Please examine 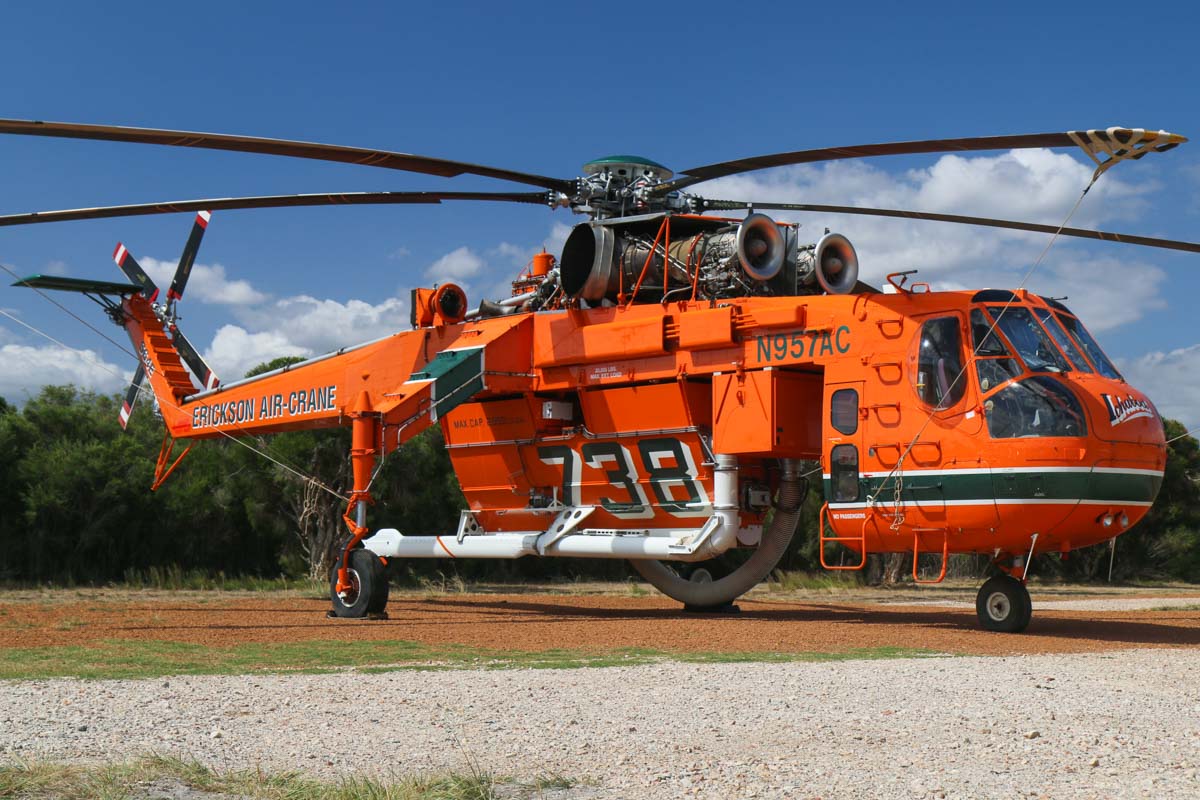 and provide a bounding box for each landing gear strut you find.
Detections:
[975,574,1032,633]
